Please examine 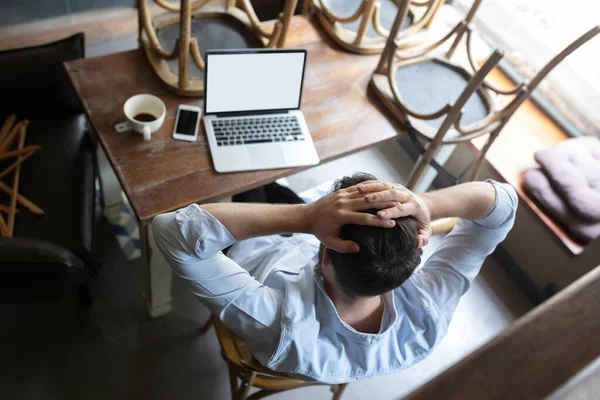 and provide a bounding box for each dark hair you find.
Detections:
[327,173,422,297]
